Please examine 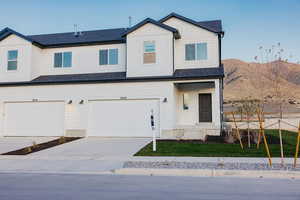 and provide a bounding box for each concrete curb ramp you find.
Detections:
[115,168,300,179]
